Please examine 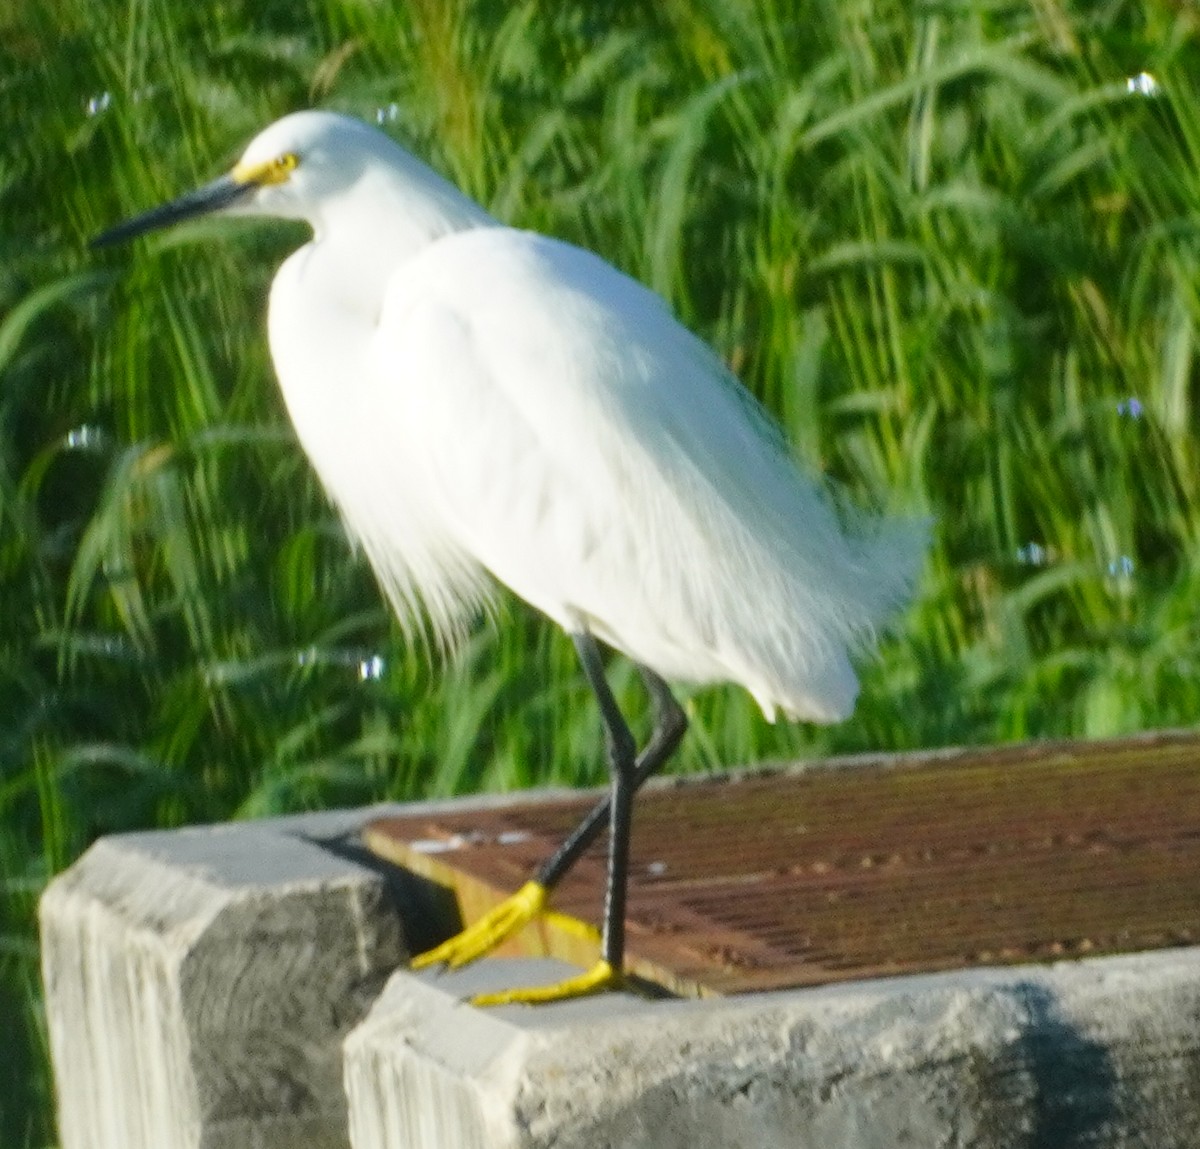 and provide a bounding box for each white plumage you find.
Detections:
[97,109,928,1002]
[240,111,926,722]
